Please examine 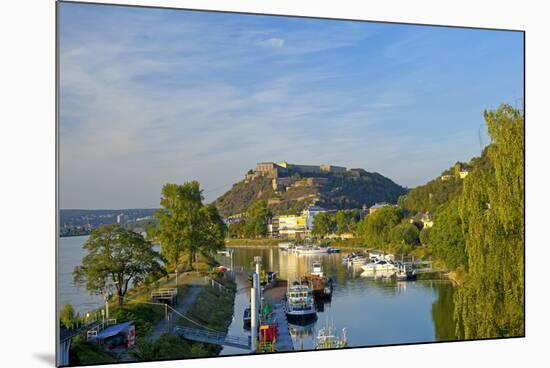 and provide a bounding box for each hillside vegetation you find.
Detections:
[215,169,406,217]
